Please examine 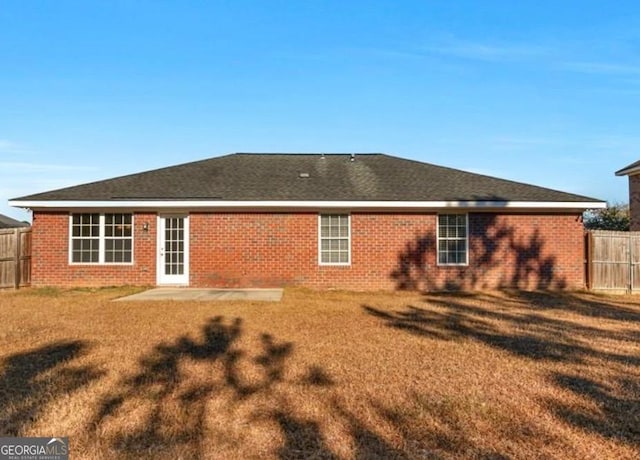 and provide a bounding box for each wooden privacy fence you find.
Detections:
[0,228,31,289]
[586,230,640,293]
